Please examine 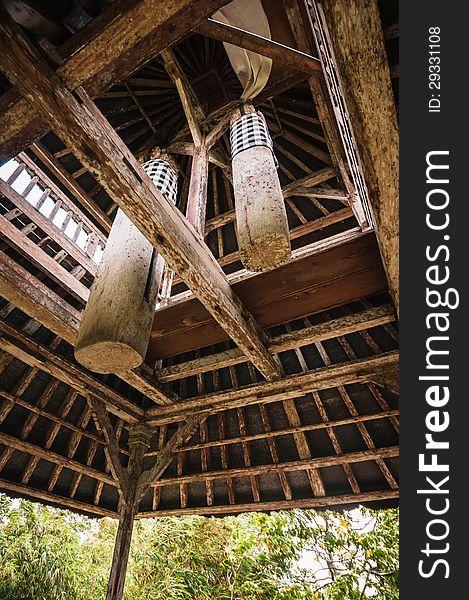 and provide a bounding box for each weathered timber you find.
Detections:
[156,304,395,382]
[0,178,97,276]
[146,350,399,425]
[0,0,233,162]
[0,478,117,517]
[0,213,90,303]
[194,18,322,76]
[175,409,400,453]
[75,209,159,373]
[314,0,399,311]
[0,16,279,382]
[0,319,143,423]
[186,144,210,235]
[105,425,152,600]
[152,446,399,487]
[137,489,399,517]
[0,251,81,345]
[19,152,107,246]
[148,233,386,360]
[88,396,130,495]
[0,430,114,486]
[231,107,291,272]
[30,142,112,233]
